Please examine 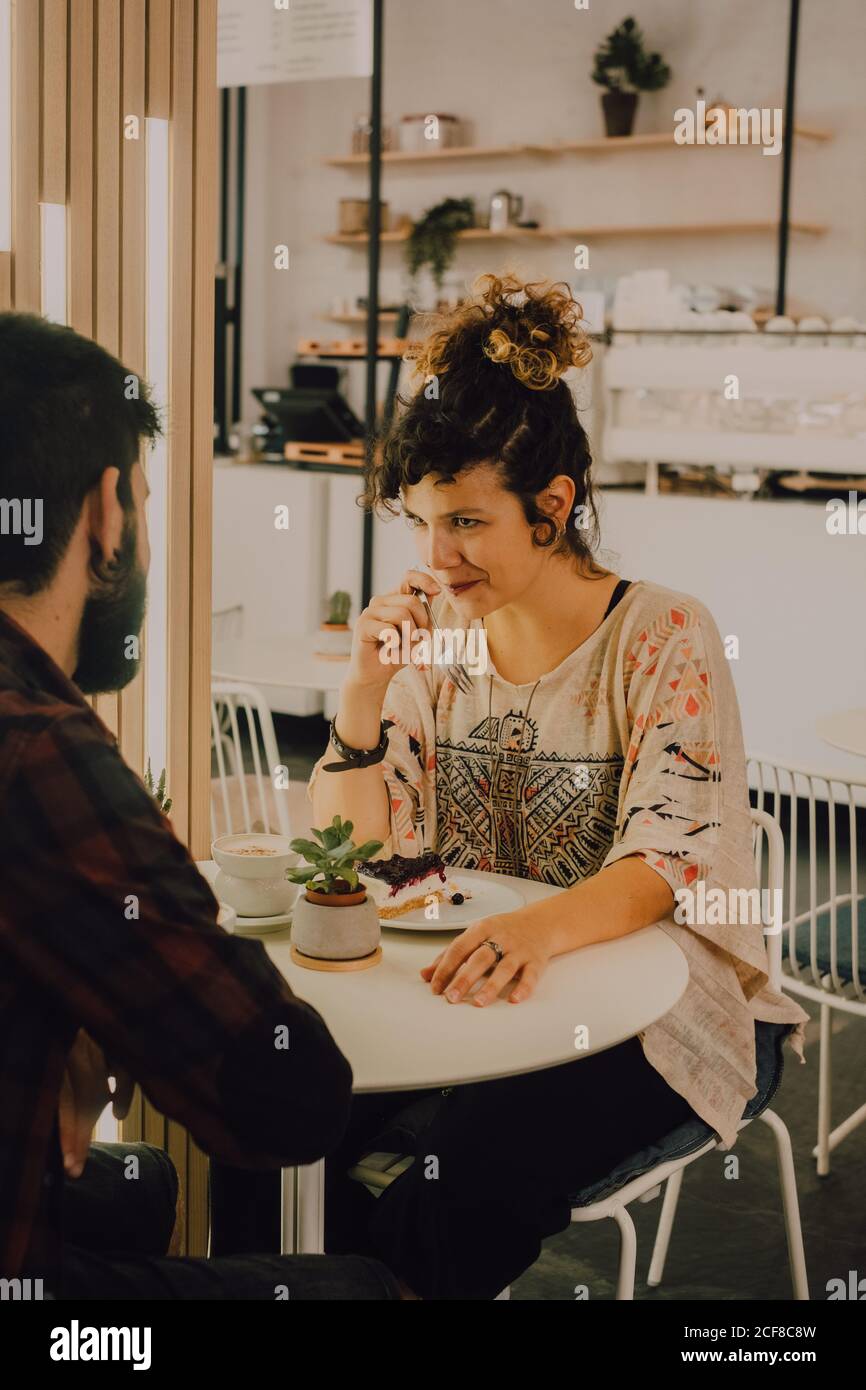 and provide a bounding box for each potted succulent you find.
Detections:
[591,16,671,138]
[315,588,353,660]
[405,196,475,291]
[287,816,384,962]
